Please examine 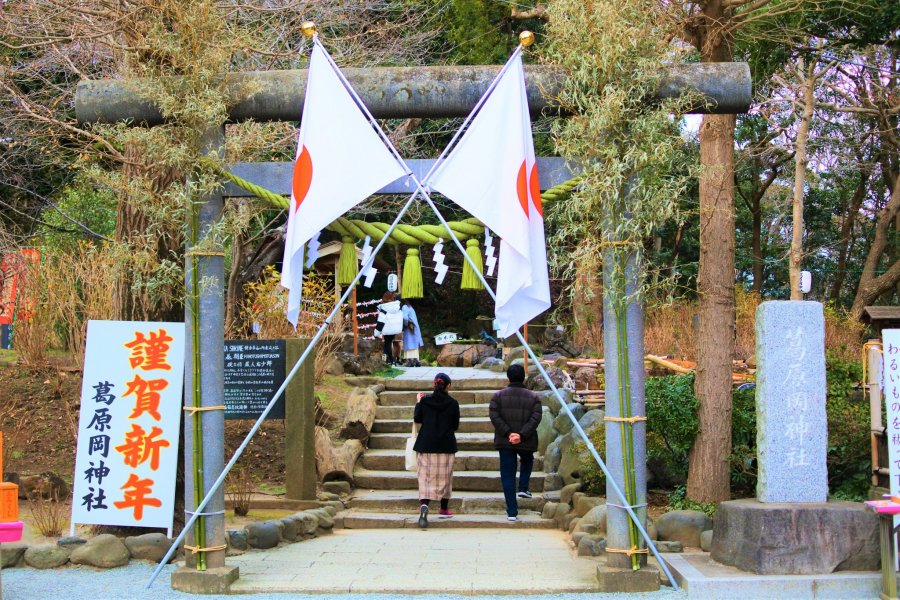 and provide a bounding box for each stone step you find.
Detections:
[342,511,554,529]
[368,432,495,451]
[361,449,544,472]
[348,490,545,514]
[345,375,507,391]
[372,418,494,434]
[376,403,491,419]
[378,390,497,406]
[352,469,546,492]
